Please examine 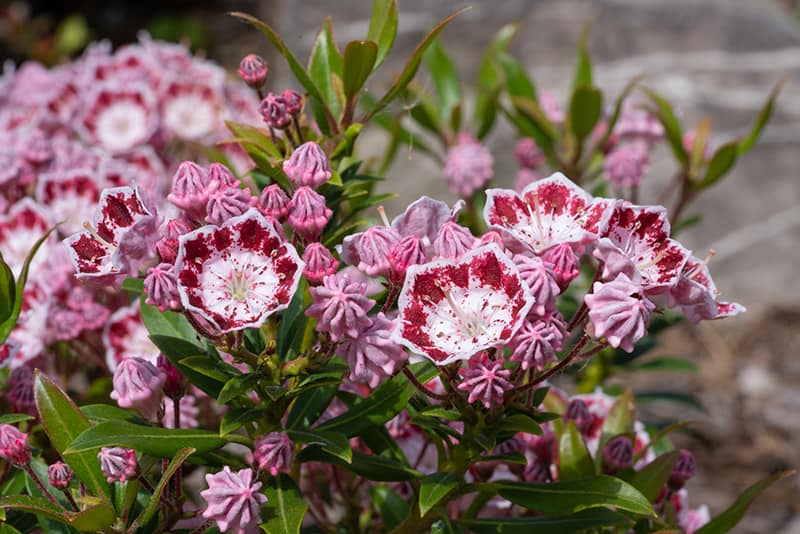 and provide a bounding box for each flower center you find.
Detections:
[227,269,252,302]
